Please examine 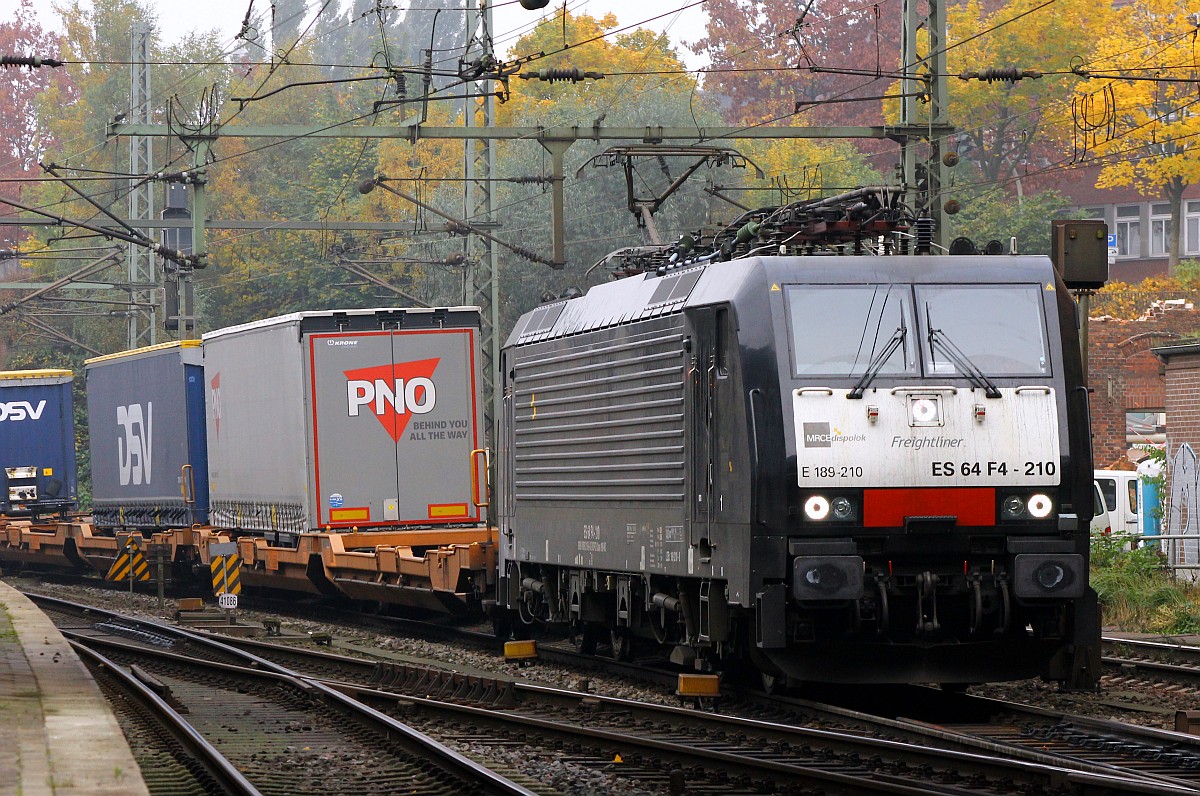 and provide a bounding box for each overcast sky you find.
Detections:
[2,0,710,68]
